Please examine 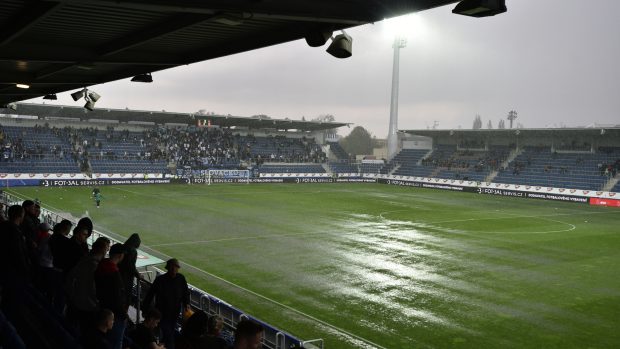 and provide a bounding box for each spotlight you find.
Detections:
[2,103,17,110]
[43,94,57,100]
[305,28,333,47]
[71,88,86,101]
[452,0,507,17]
[16,84,30,89]
[326,31,353,58]
[87,90,101,103]
[131,73,153,83]
[84,100,96,111]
